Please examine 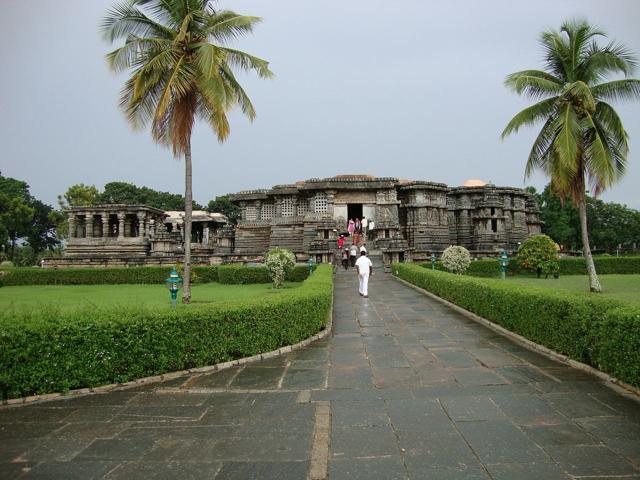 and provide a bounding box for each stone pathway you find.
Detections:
[1,270,640,479]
